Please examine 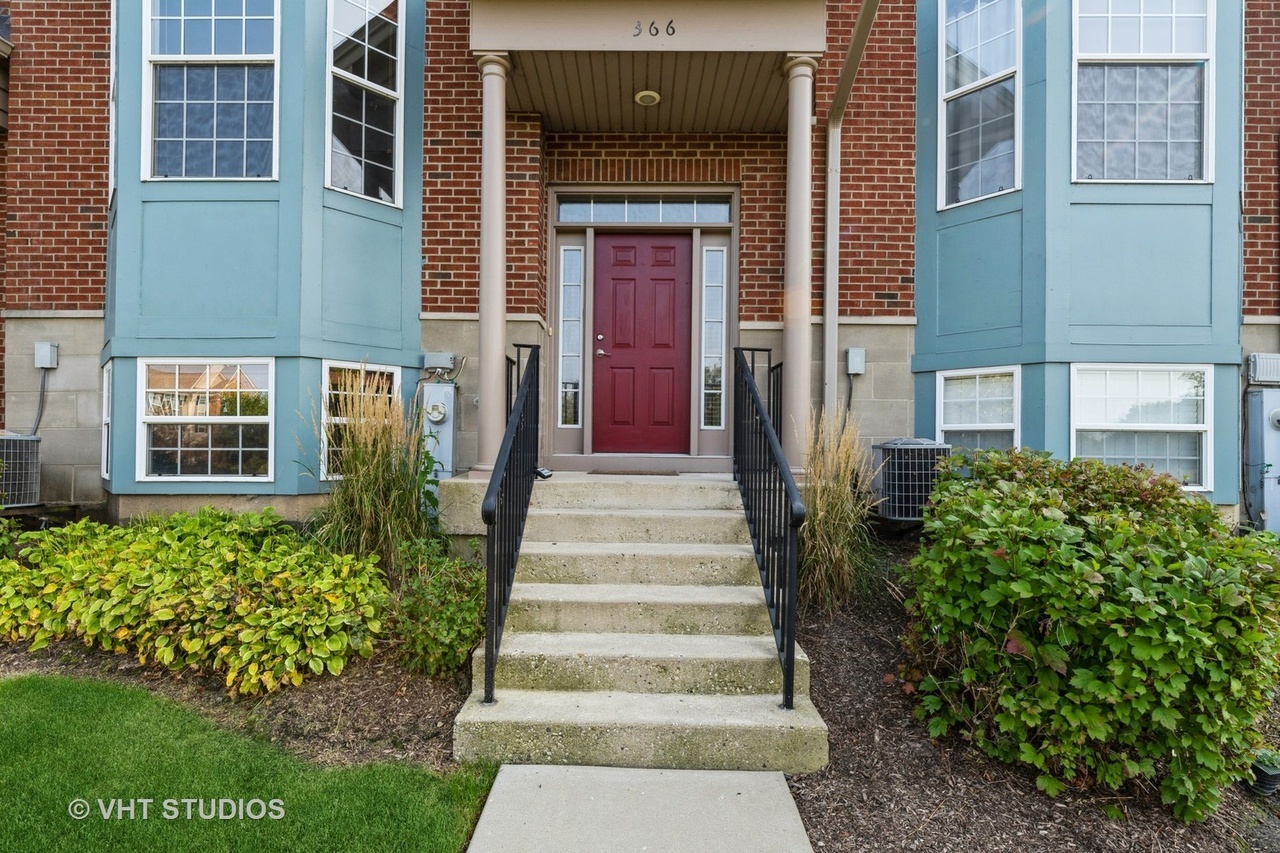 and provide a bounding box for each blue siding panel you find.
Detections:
[138,200,280,338]
[914,1,1244,505]
[1067,204,1213,331]
[104,0,428,496]
[936,210,1023,347]
[321,204,405,345]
